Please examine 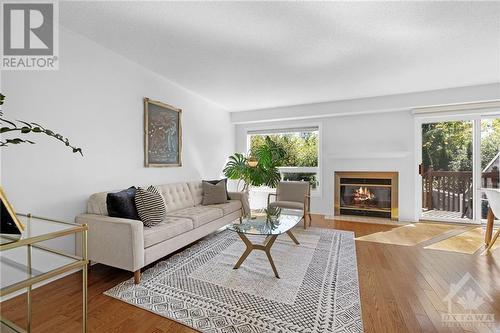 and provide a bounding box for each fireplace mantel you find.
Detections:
[334,171,399,220]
